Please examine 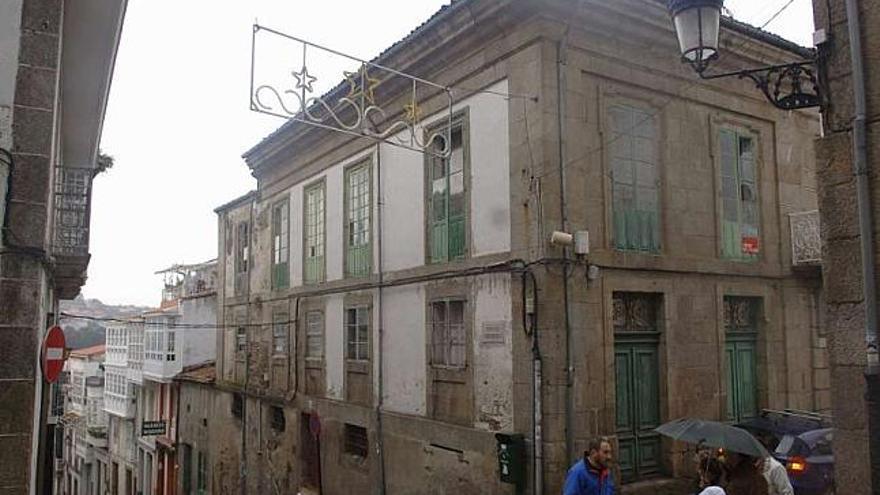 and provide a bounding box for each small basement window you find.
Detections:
[344,424,368,459]
[270,406,285,432]
[232,393,243,420]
